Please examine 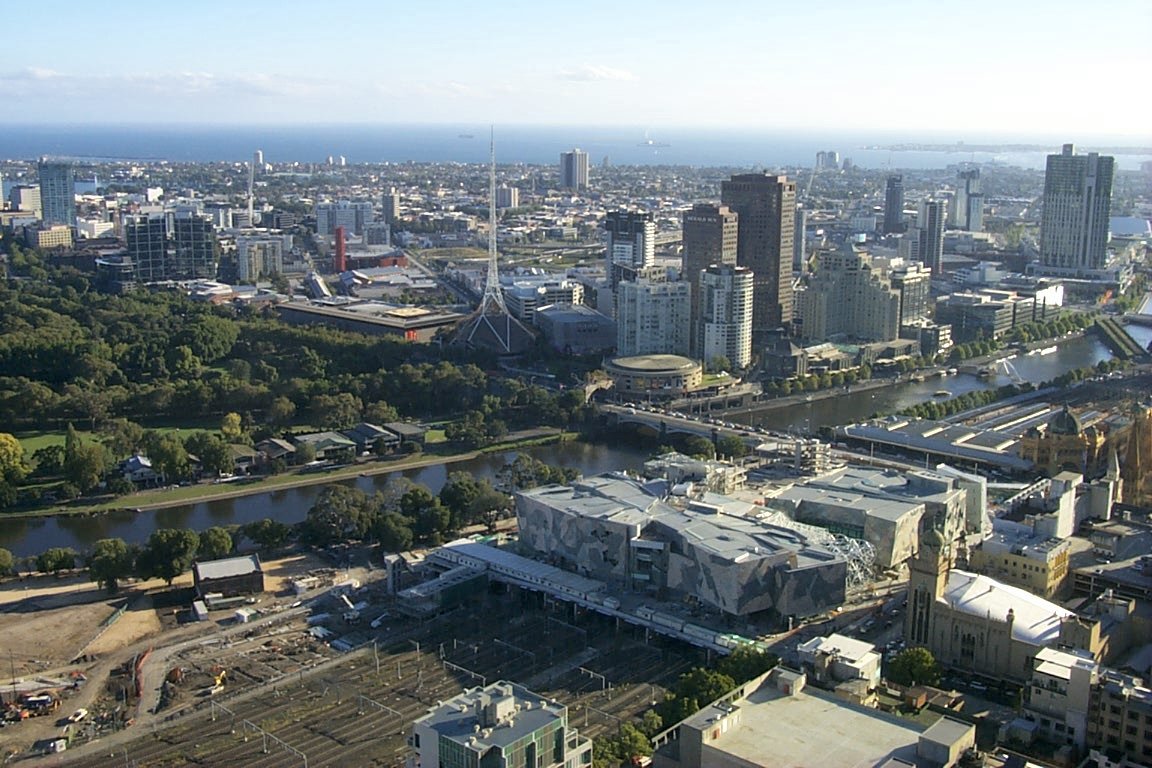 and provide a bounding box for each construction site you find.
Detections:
[56,590,699,768]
